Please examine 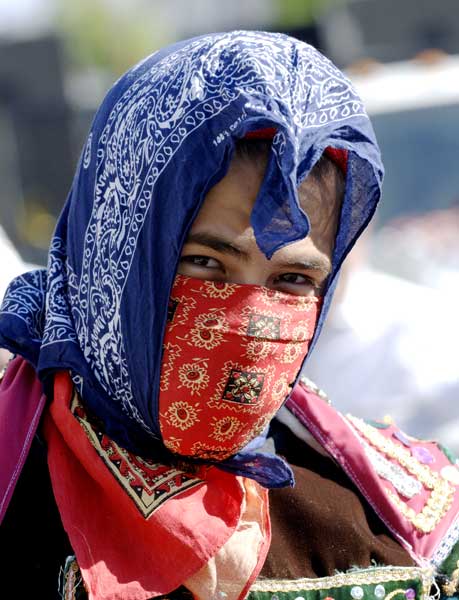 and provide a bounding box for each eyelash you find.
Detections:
[180,255,221,268]
[275,273,315,286]
[180,255,319,288]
